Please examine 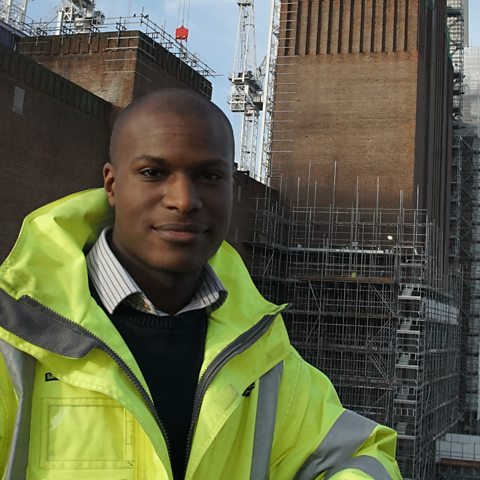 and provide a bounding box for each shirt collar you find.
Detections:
[86,227,227,316]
